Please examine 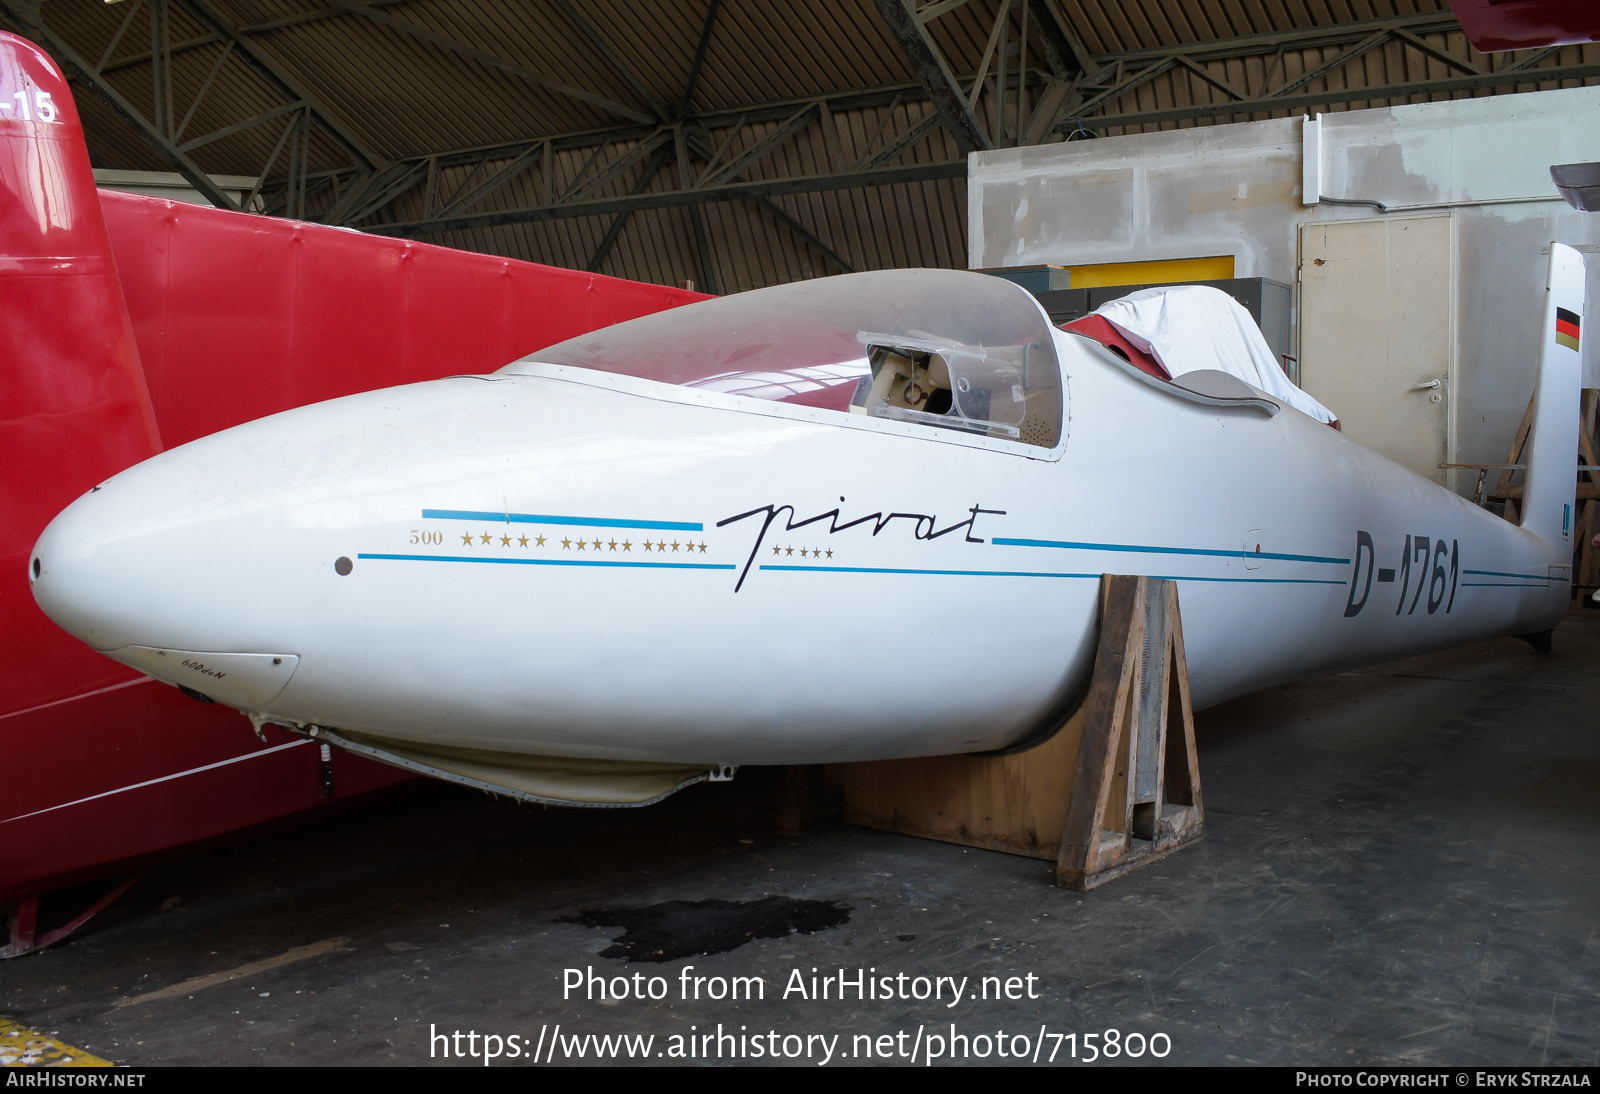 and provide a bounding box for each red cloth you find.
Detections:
[1061,314,1169,379]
